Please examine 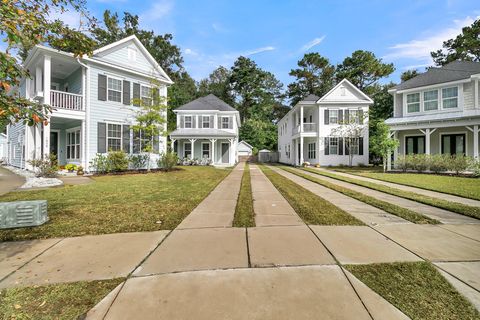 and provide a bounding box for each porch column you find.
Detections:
[189,139,196,160]
[24,126,35,170]
[210,139,216,164]
[35,65,42,96]
[474,125,479,160]
[387,131,393,171]
[34,125,42,159]
[393,131,398,168]
[300,106,304,132]
[425,128,431,155]
[81,120,87,168]
[300,136,304,165]
[171,139,176,153]
[43,55,51,105]
[228,138,234,165]
[42,122,50,158]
